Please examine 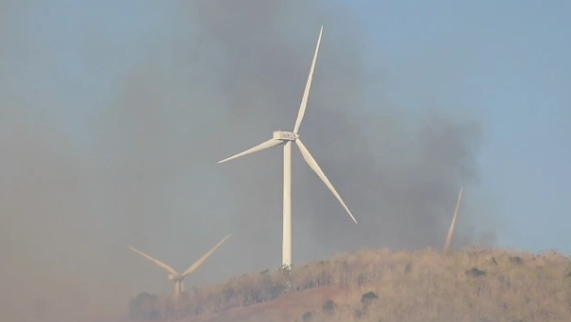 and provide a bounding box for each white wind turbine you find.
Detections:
[218,26,357,269]
[129,234,231,298]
